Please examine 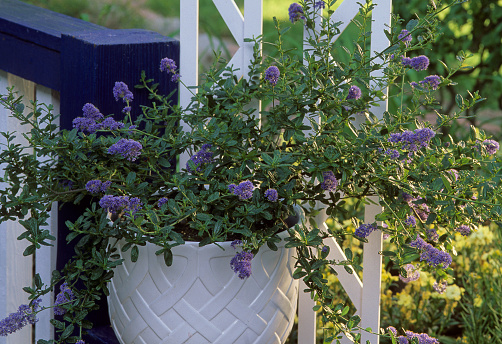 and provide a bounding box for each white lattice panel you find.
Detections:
[108,237,298,344]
